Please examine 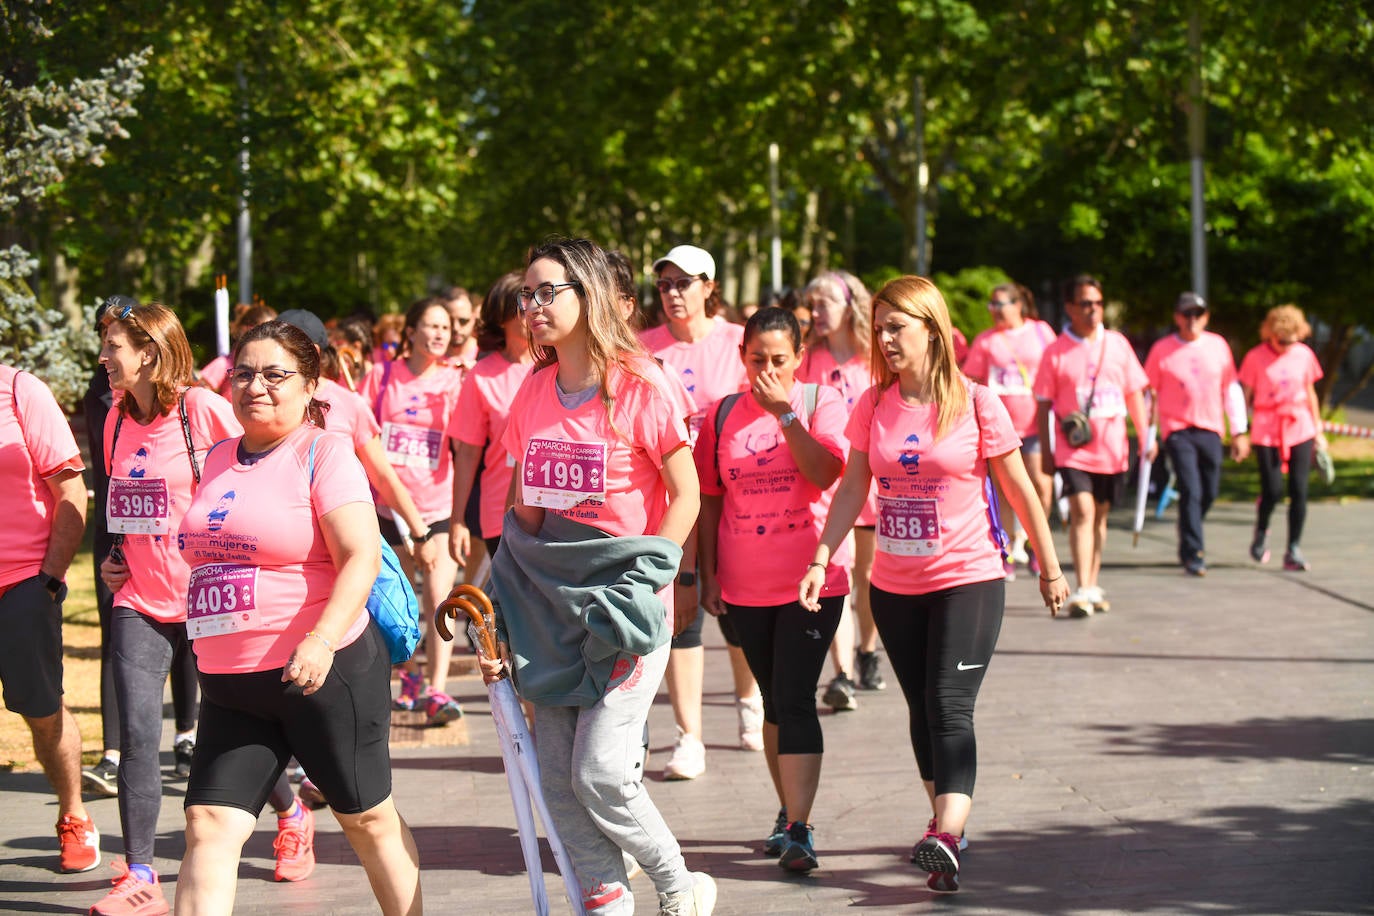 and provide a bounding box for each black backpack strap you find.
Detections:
[712,392,744,487]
